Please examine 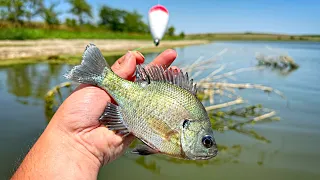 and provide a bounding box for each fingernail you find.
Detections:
[120,51,132,64]
[133,51,145,59]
